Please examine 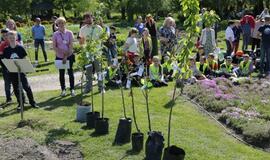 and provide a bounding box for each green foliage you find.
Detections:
[243,120,270,147]
[76,28,108,70]
[202,10,220,27]
[173,0,200,79]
